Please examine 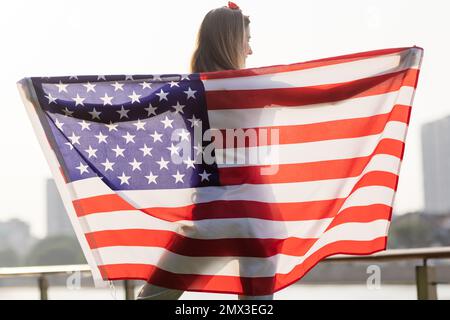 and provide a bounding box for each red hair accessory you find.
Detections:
[228,1,240,10]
